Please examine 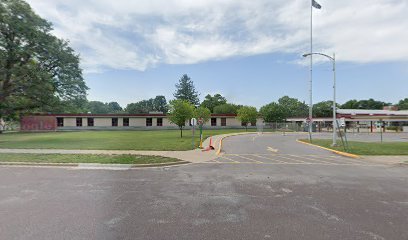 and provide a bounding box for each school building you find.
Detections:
[20,113,262,131]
